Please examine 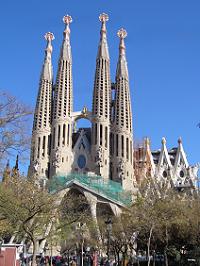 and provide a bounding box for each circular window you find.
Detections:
[180,170,185,178]
[163,171,167,178]
[77,155,86,169]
